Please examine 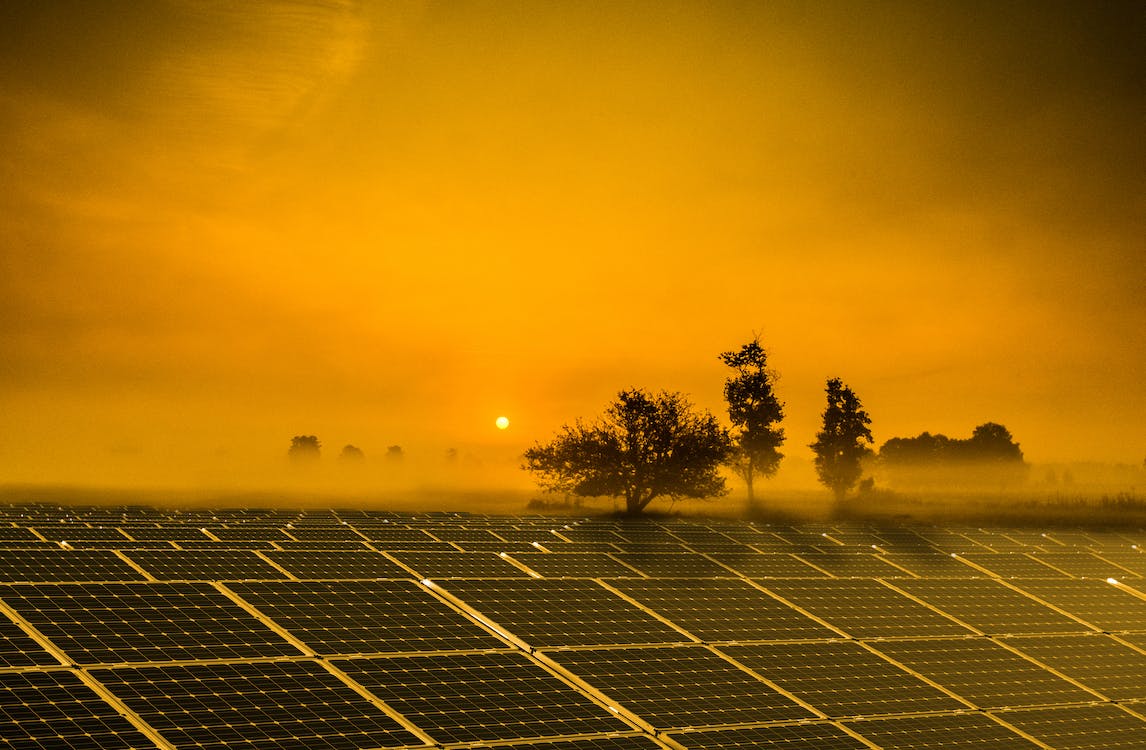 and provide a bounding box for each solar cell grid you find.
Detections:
[452,540,548,552]
[667,722,870,749]
[611,552,733,578]
[265,550,412,579]
[1090,551,1146,576]
[123,549,289,581]
[710,552,826,578]
[357,527,435,542]
[0,615,61,667]
[93,659,423,750]
[764,579,973,638]
[122,526,212,541]
[474,738,661,750]
[281,525,366,541]
[869,637,1098,709]
[175,539,278,550]
[997,703,1146,749]
[608,542,691,554]
[877,551,985,578]
[794,552,902,578]
[0,549,143,582]
[509,552,638,578]
[1001,633,1146,700]
[388,550,528,578]
[612,578,838,642]
[1006,578,1146,632]
[334,651,633,744]
[890,578,1092,634]
[956,552,1069,578]
[441,579,687,647]
[32,525,129,541]
[1028,551,1137,579]
[720,641,966,717]
[844,712,1041,749]
[210,526,292,542]
[2,582,302,663]
[225,579,507,654]
[0,670,158,750]
[546,645,817,730]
